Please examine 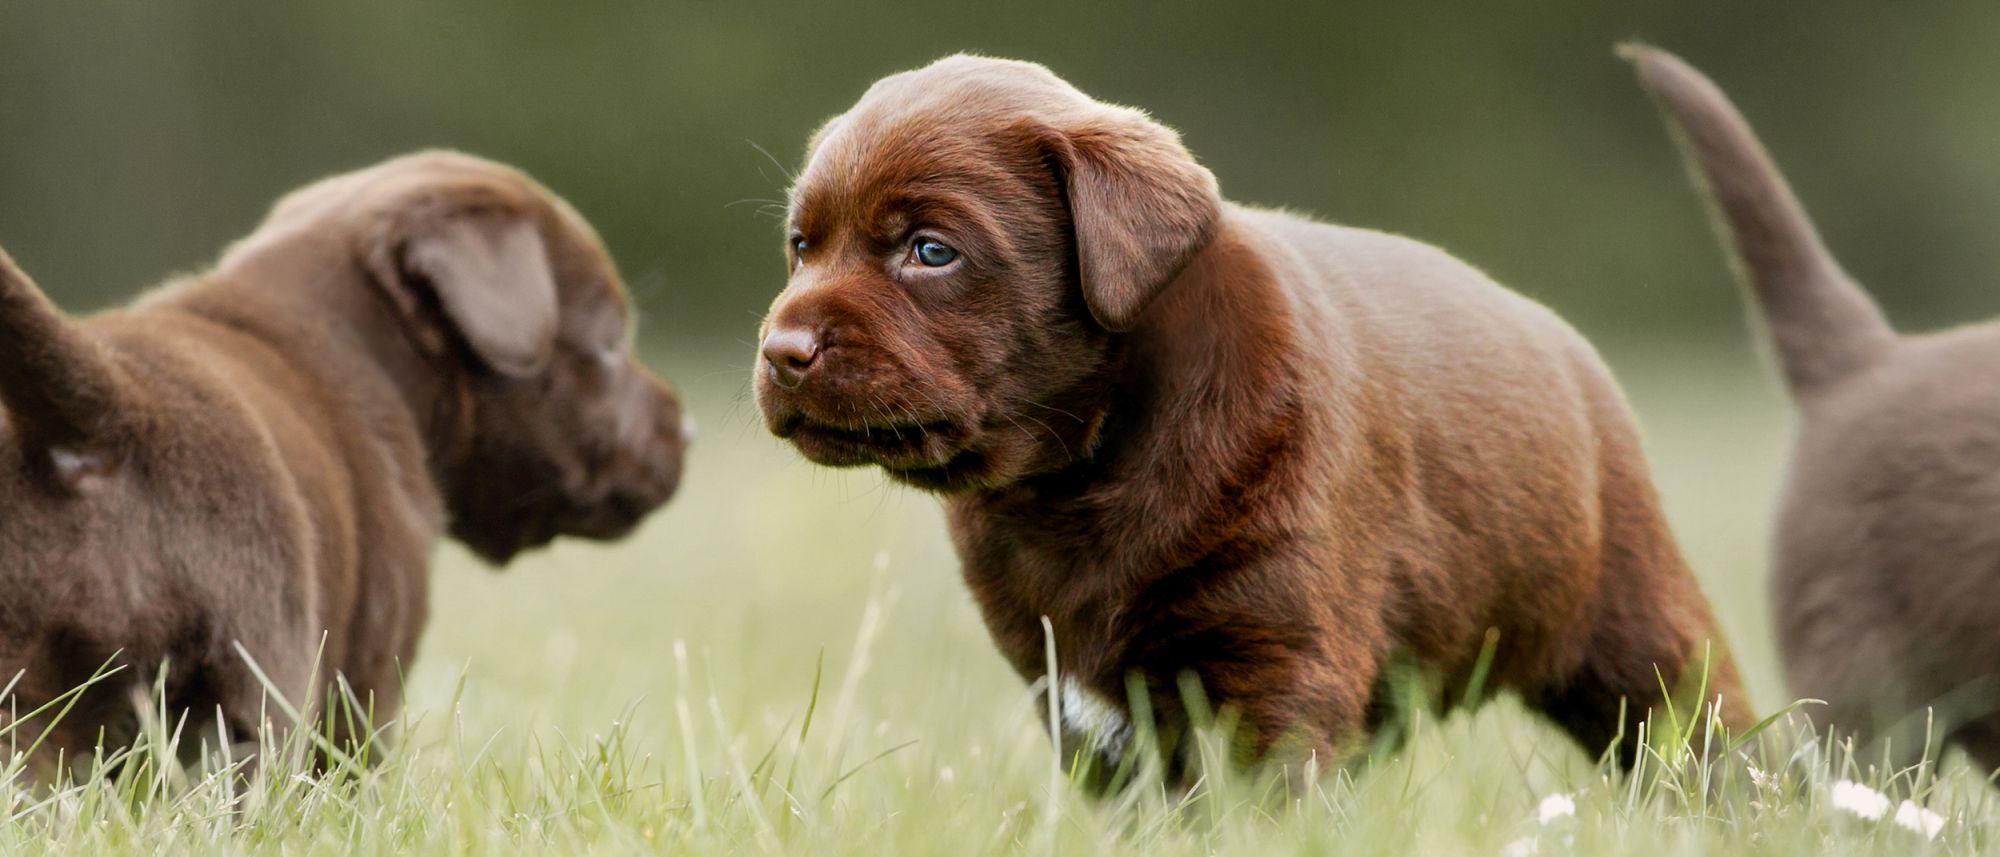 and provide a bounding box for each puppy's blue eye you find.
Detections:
[791,236,809,255]
[913,238,958,267]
